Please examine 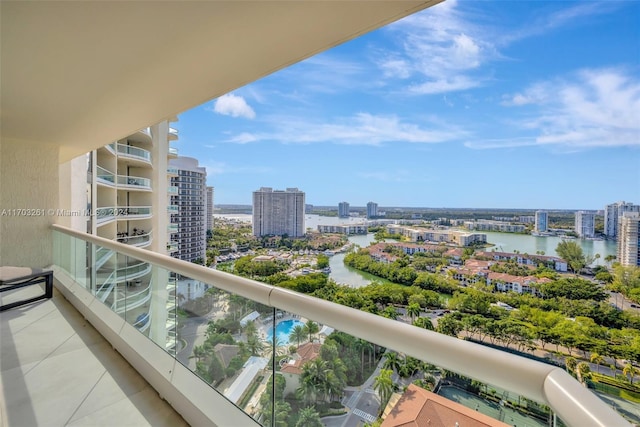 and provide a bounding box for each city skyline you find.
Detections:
[176,0,639,210]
